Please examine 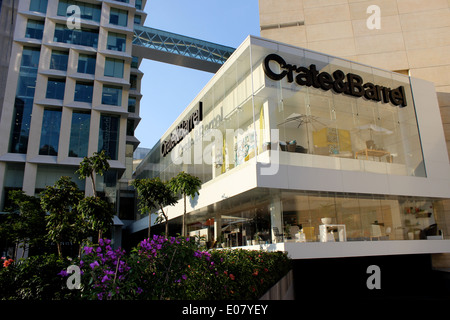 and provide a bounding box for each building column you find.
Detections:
[214,211,222,242]
[22,162,37,196]
[270,194,283,243]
